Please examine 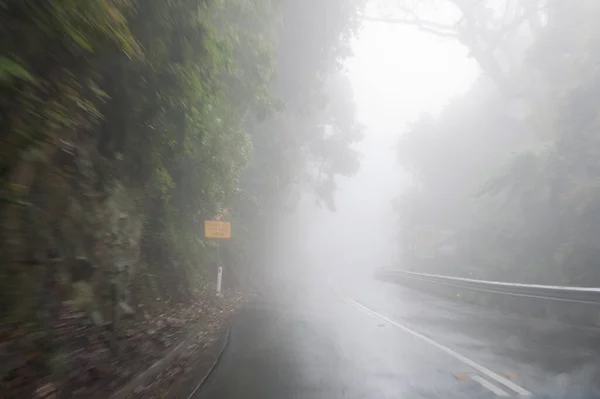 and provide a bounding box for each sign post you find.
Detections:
[204,219,231,297]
